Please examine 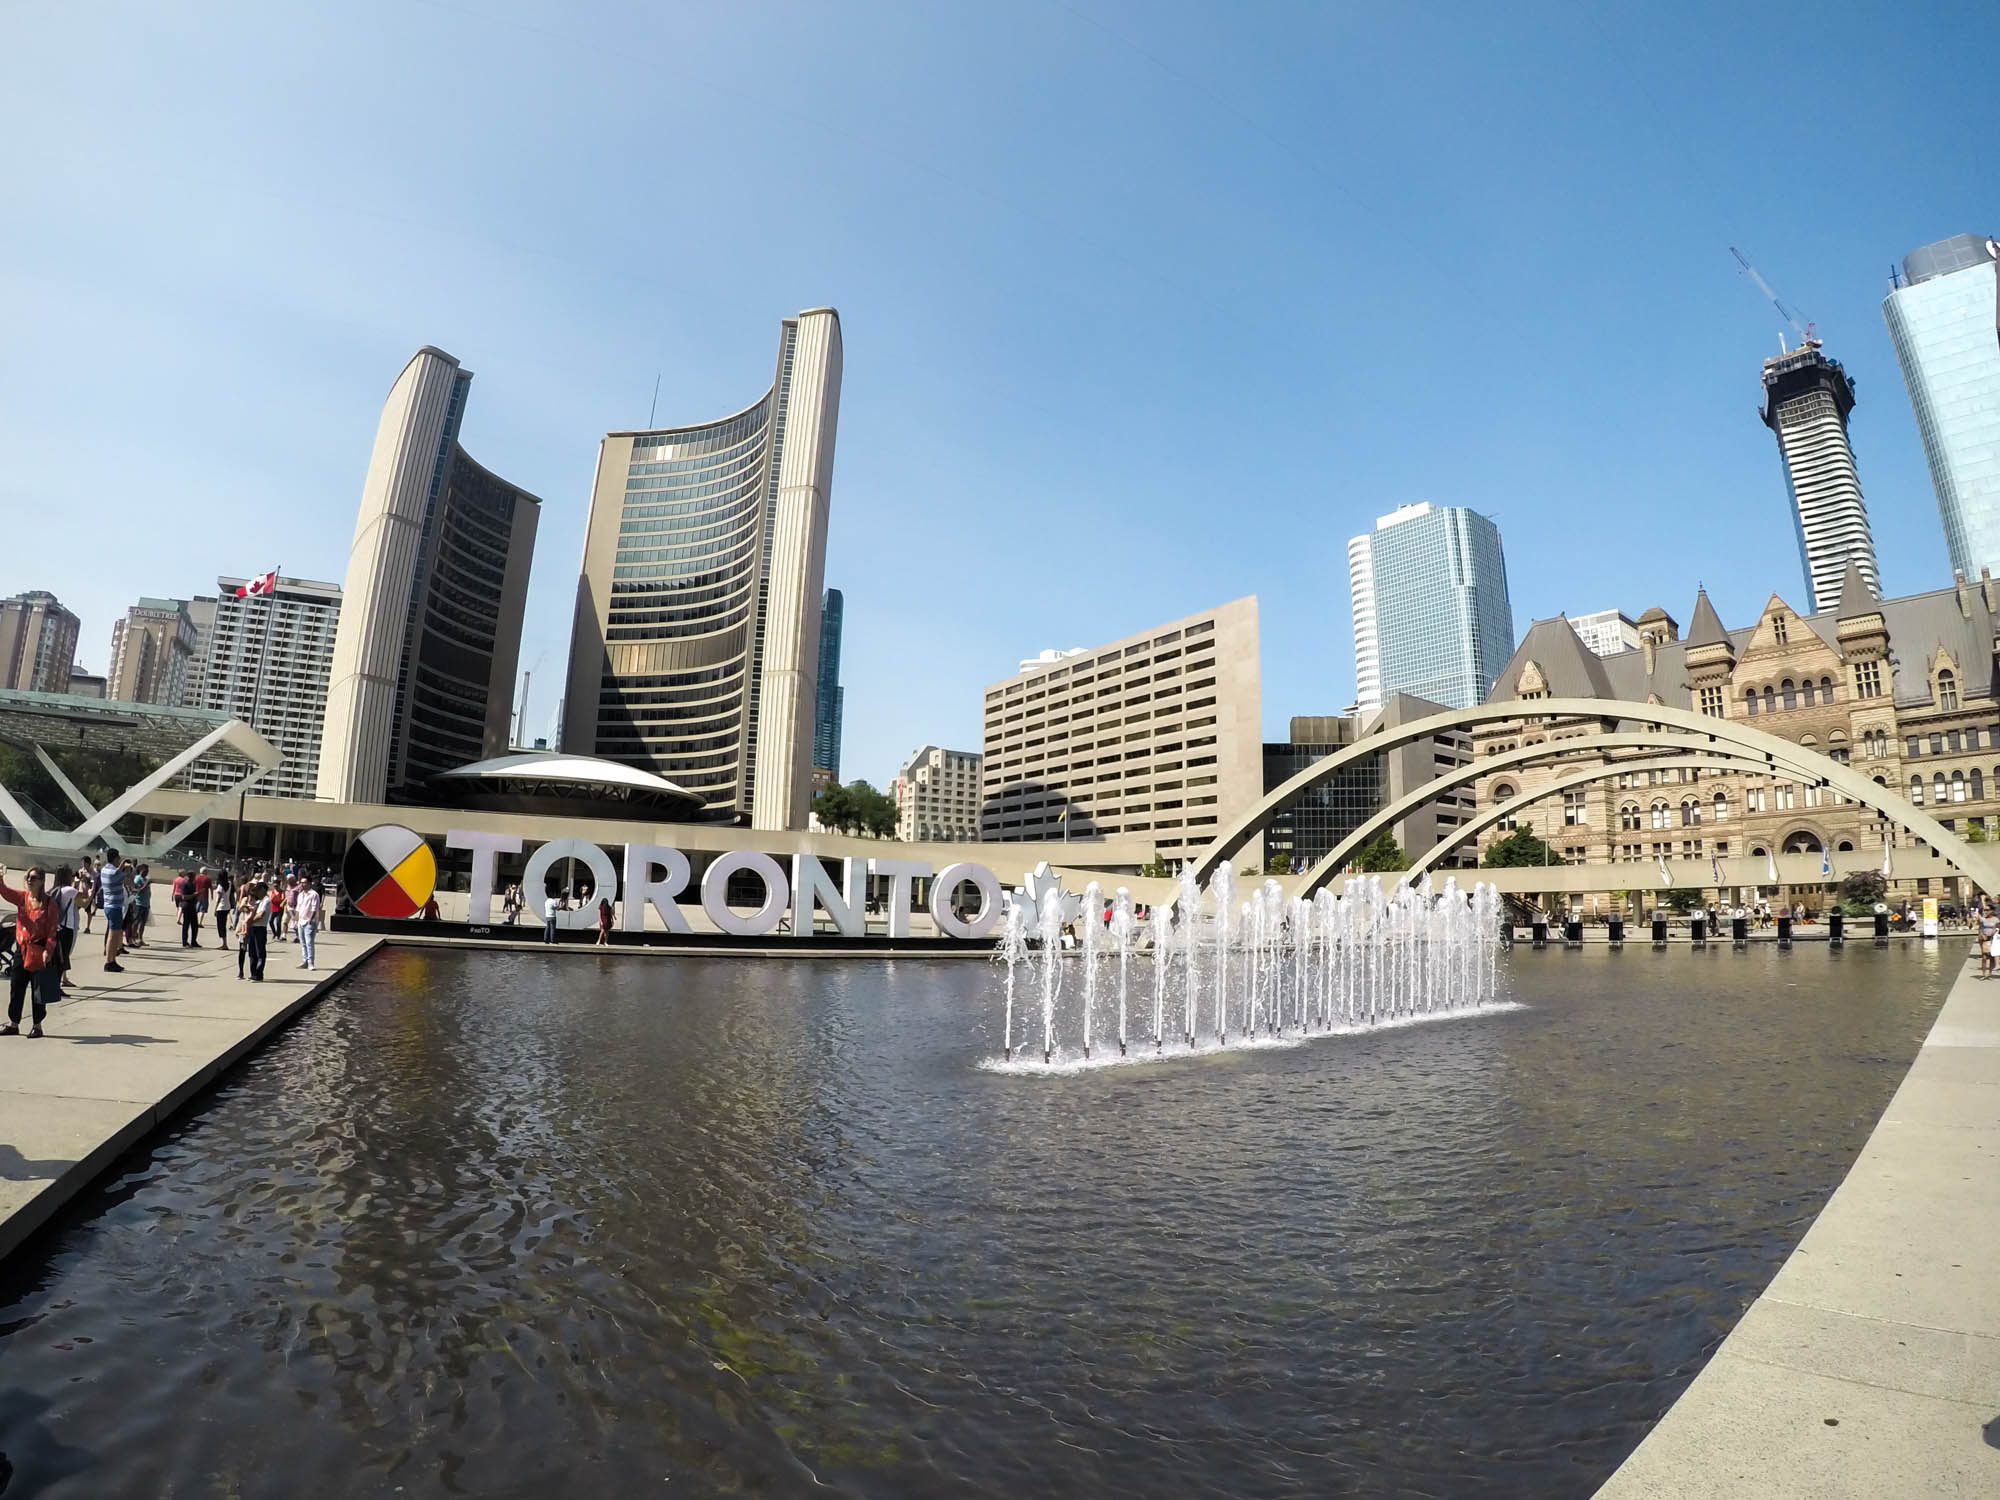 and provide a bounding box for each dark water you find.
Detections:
[0,942,1954,1498]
